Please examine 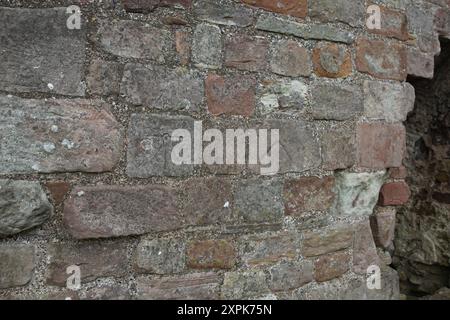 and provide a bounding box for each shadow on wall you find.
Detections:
[394,38,450,298]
